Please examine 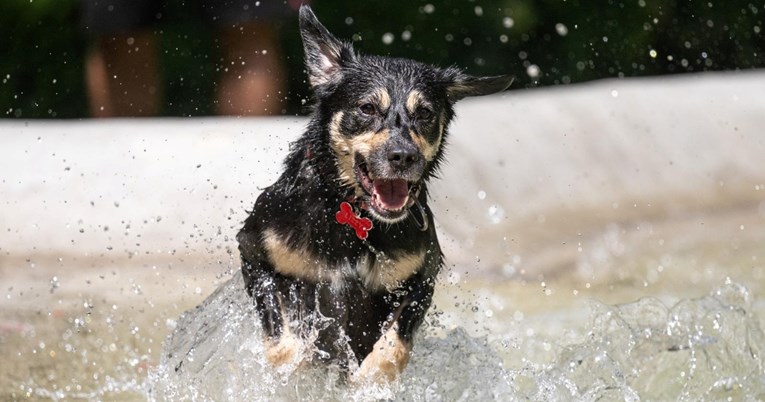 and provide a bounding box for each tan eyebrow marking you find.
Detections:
[372,87,391,111]
[406,90,425,114]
